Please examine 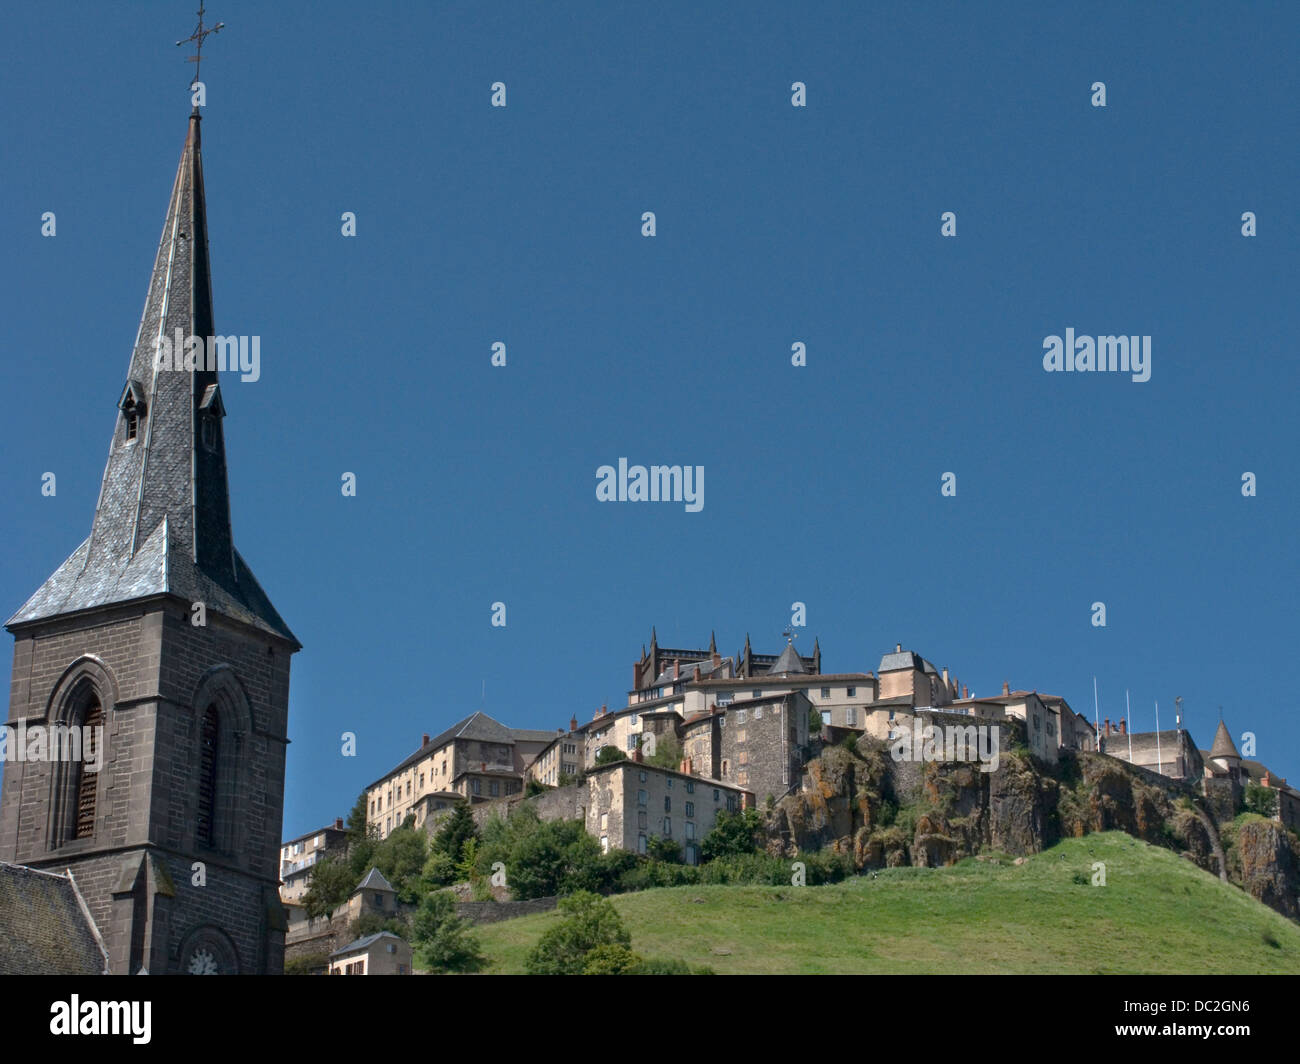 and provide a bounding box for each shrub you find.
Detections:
[700,808,764,861]
[284,952,330,976]
[594,746,627,765]
[582,944,643,974]
[525,891,630,975]
[410,891,485,973]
